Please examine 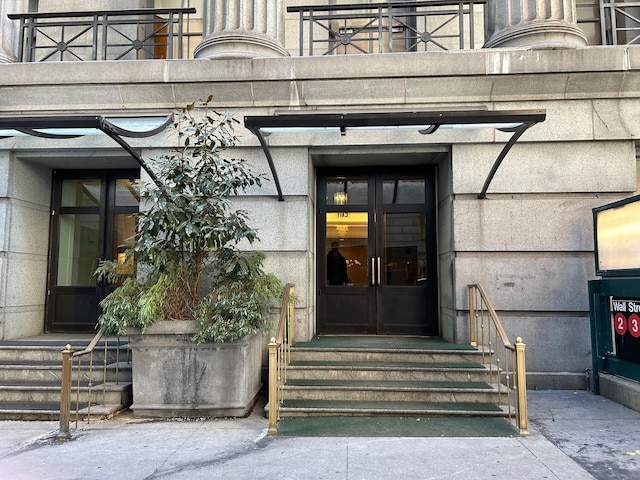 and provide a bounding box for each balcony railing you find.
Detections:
[8,8,199,62]
[578,0,640,45]
[287,0,487,56]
